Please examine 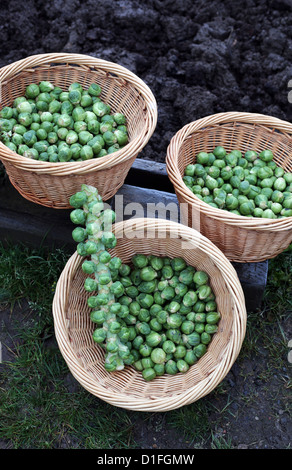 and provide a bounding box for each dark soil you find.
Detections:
[0,0,291,451]
[1,0,292,162]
